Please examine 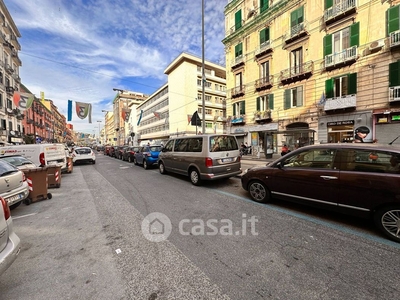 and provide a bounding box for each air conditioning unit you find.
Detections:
[369,40,384,52]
